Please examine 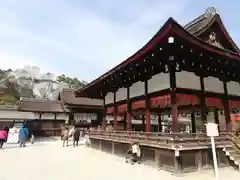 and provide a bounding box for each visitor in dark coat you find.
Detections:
[19,124,29,147]
[72,127,81,147]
